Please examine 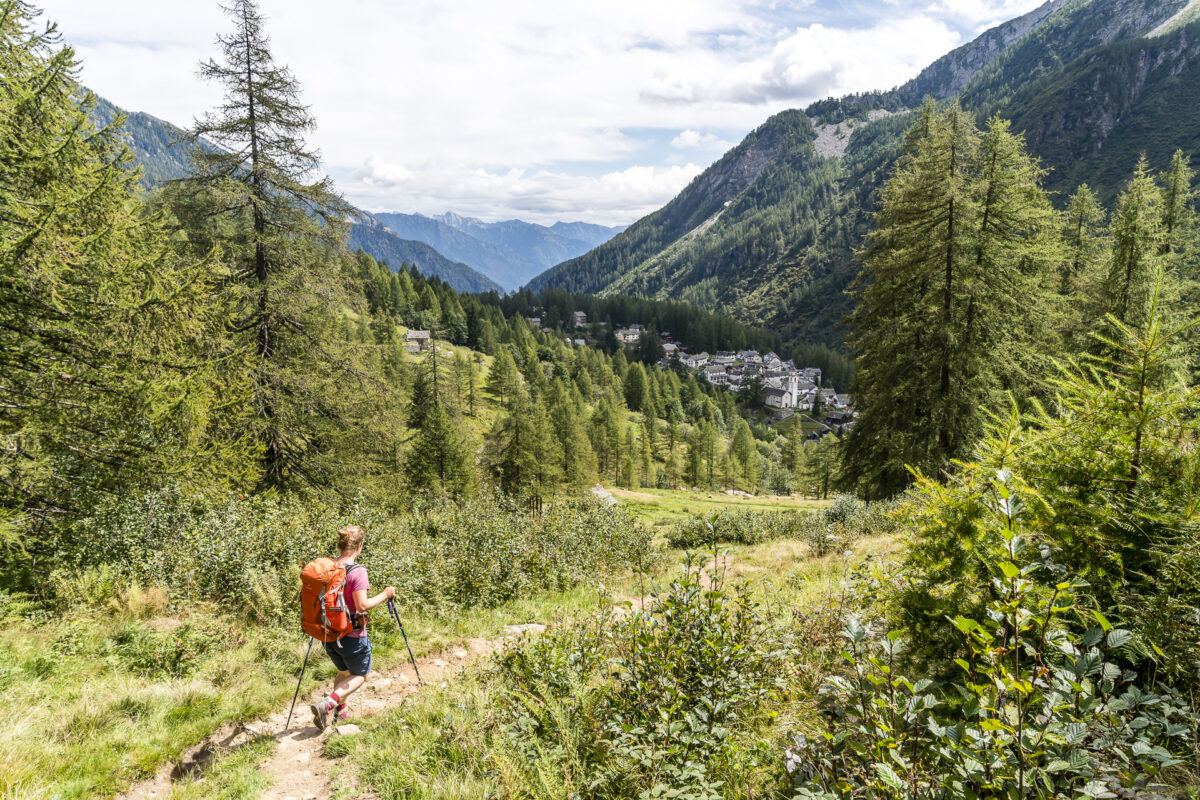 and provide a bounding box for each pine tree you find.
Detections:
[407,347,459,428]
[731,419,758,489]
[0,3,253,523]
[547,379,596,487]
[805,435,840,500]
[486,345,520,409]
[482,390,560,501]
[842,104,1056,497]
[621,426,638,489]
[1160,150,1196,258]
[1061,184,1107,294]
[403,404,474,497]
[183,0,363,490]
[1104,158,1165,332]
[639,418,655,487]
[624,362,649,412]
